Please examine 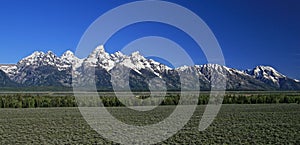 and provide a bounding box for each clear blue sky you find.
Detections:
[0,0,299,79]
